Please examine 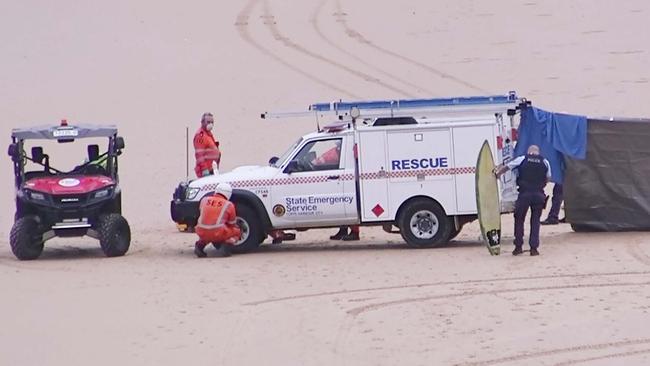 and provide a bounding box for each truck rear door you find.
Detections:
[496,112,518,212]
